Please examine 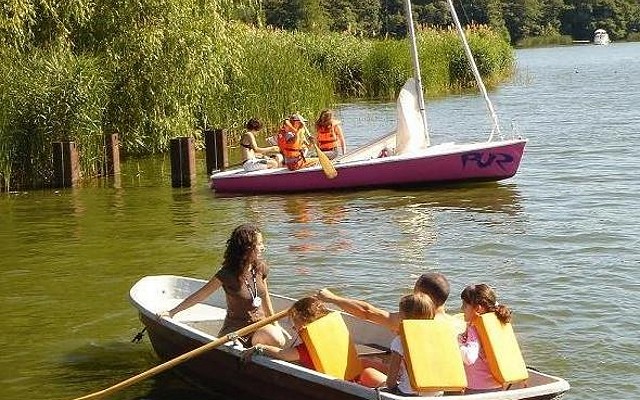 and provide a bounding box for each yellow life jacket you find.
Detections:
[400,320,468,392]
[316,124,338,151]
[299,311,363,380]
[473,312,529,384]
